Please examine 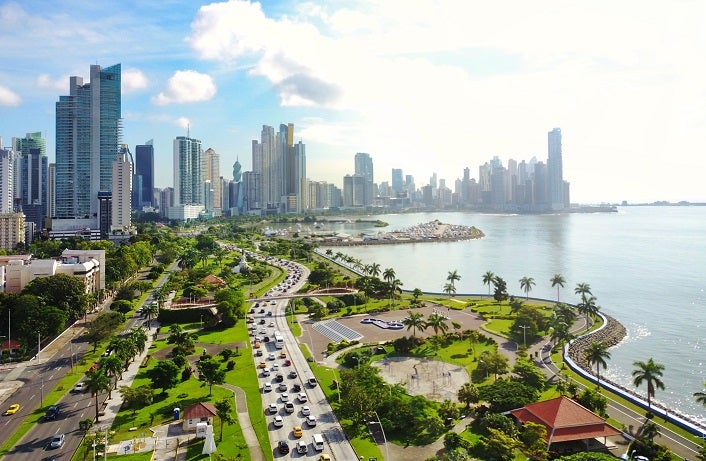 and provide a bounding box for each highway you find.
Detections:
[247,255,358,460]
